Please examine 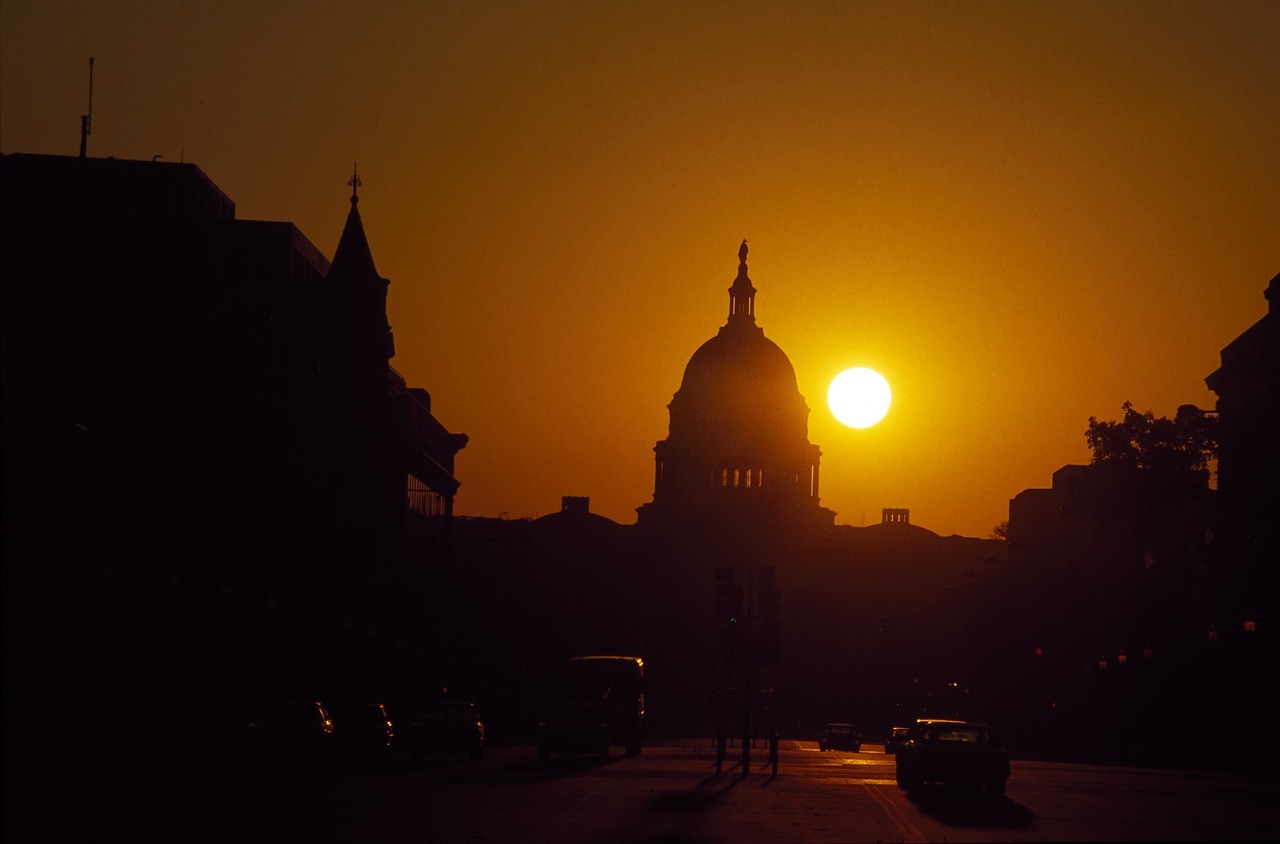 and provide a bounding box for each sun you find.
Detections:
[828,367,892,428]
